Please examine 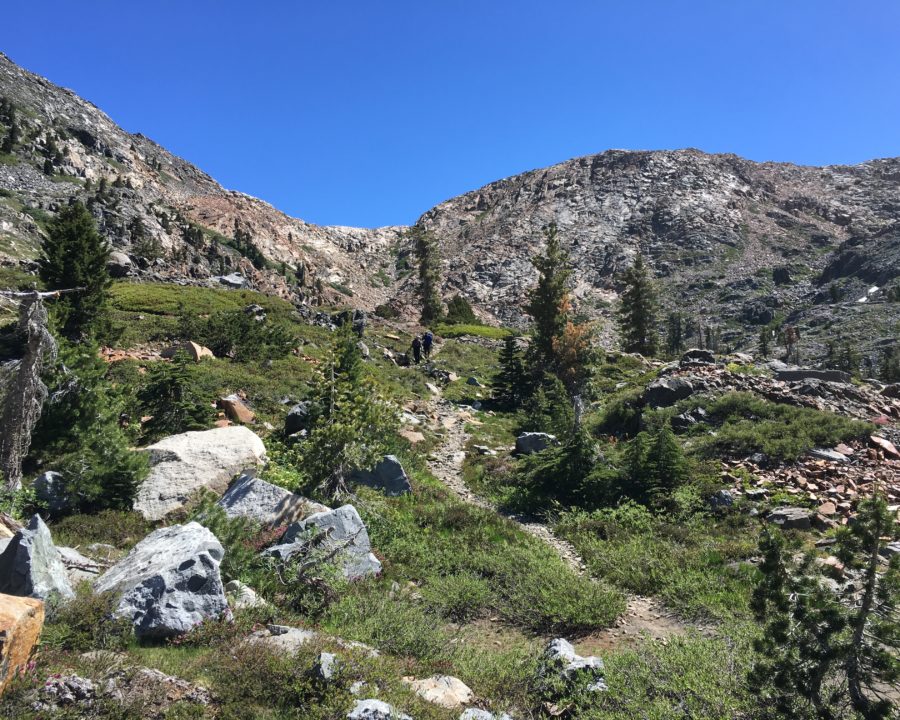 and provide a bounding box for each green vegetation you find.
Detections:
[617,253,659,356]
[136,350,216,442]
[688,392,873,461]
[412,224,442,324]
[433,322,512,339]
